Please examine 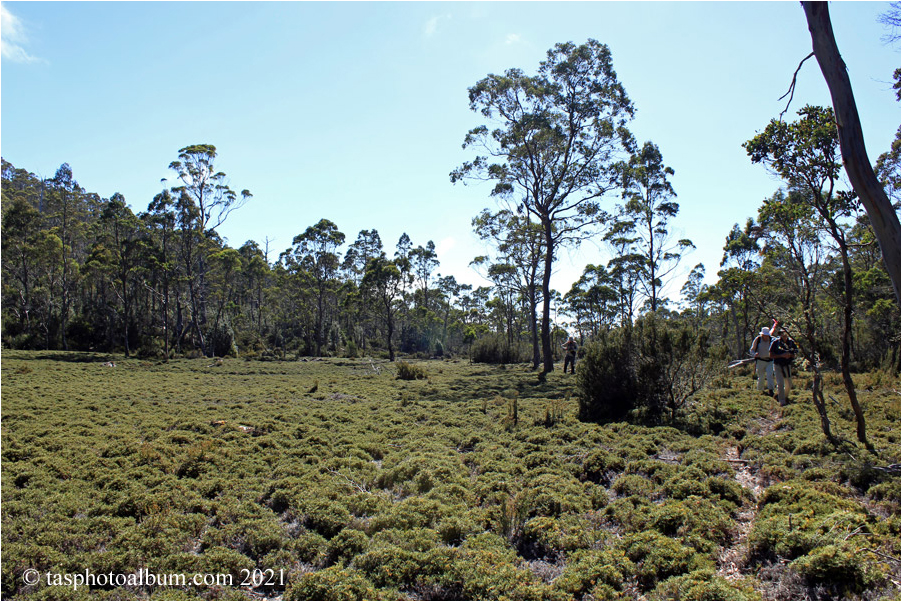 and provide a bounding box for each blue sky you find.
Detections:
[2,1,899,304]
